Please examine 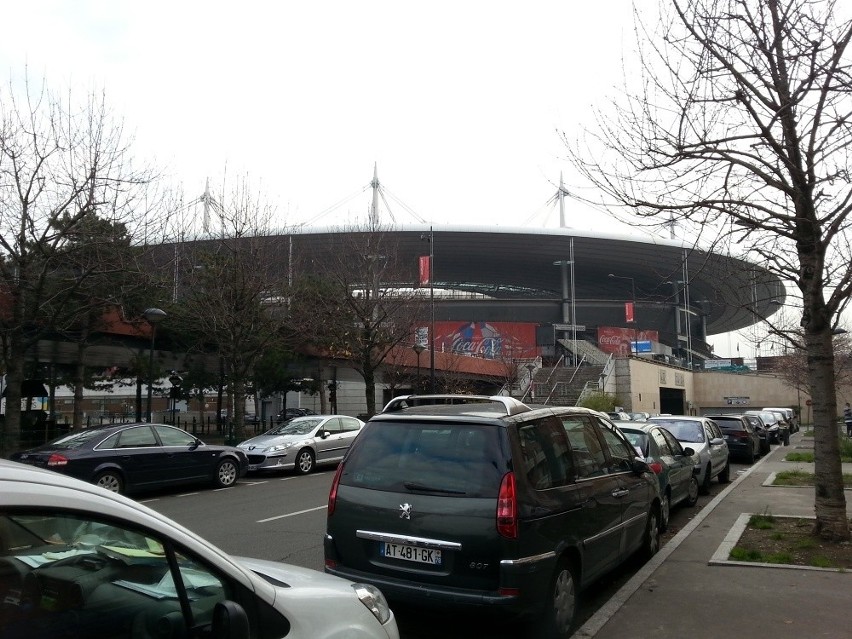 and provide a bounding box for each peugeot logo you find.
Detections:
[399,503,412,520]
